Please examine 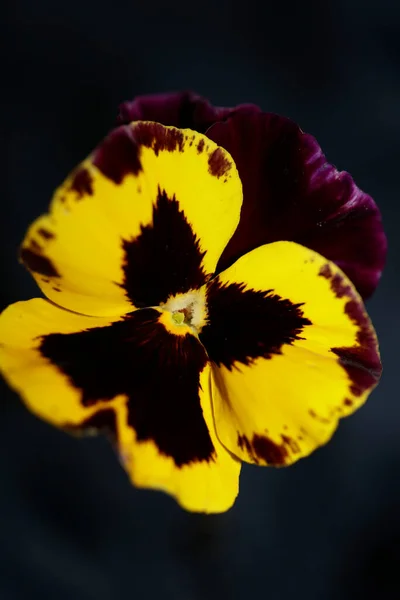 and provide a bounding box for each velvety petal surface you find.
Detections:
[207,112,386,299]
[199,241,381,466]
[117,91,260,133]
[20,122,242,316]
[0,300,240,512]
